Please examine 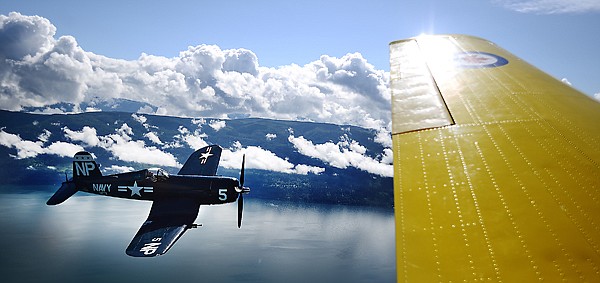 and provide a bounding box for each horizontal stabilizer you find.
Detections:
[46,181,77,205]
